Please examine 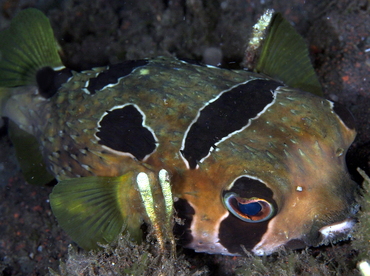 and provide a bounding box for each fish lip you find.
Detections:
[252,244,279,256]
[187,240,235,255]
[318,217,357,242]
